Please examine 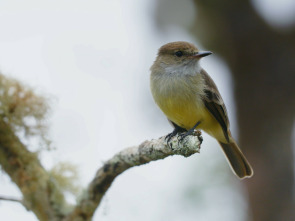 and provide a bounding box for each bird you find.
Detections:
[150,41,253,179]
